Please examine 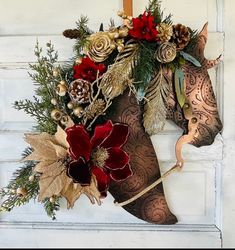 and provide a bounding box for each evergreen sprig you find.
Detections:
[133,41,157,91]
[0,147,38,212]
[43,197,60,220]
[13,41,69,134]
[2,42,67,219]
[146,0,163,23]
[184,29,199,54]
[14,97,56,134]
[0,148,60,220]
[74,15,92,57]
